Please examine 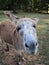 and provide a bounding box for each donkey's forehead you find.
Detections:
[18,18,34,25]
